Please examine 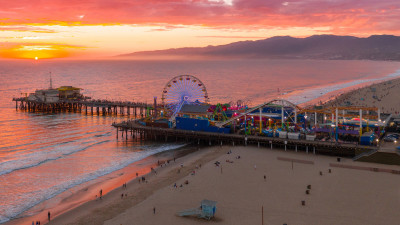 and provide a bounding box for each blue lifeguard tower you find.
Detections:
[178,199,217,220]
